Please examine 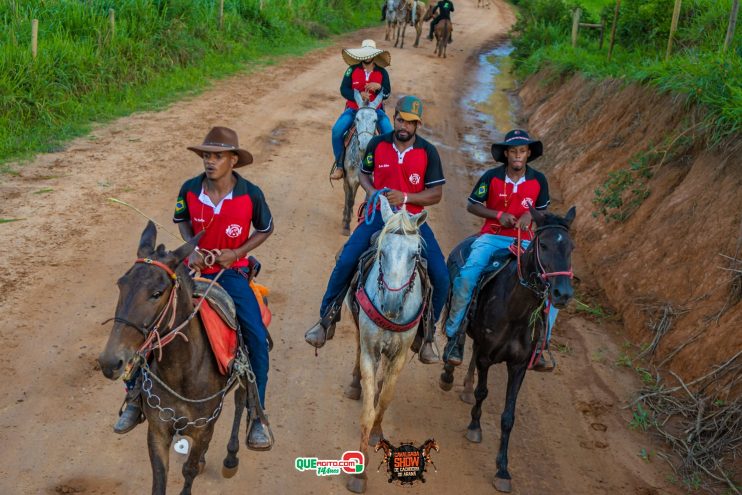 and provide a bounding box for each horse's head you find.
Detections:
[423,3,435,21]
[420,438,440,455]
[528,206,576,308]
[372,196,427,320]
[353,90,383,153]
[374,437,393,455]
[97,221,198,380]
